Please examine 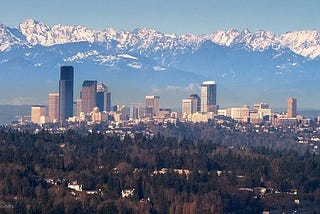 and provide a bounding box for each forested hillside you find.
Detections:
[0,127,319,213]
